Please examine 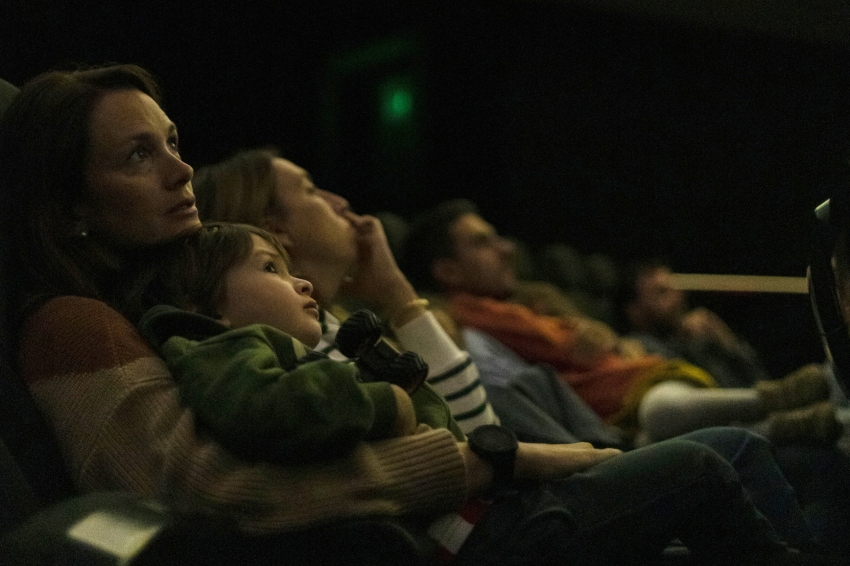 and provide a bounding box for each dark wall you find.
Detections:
[4,0,848,375]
